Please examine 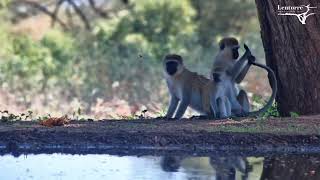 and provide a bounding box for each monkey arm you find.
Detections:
[174,95,190,119]
[228,44,253,82]
[234,54,256,83]
[165,96,179,118]
[234,62,250,83]
[227,53,249,82]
